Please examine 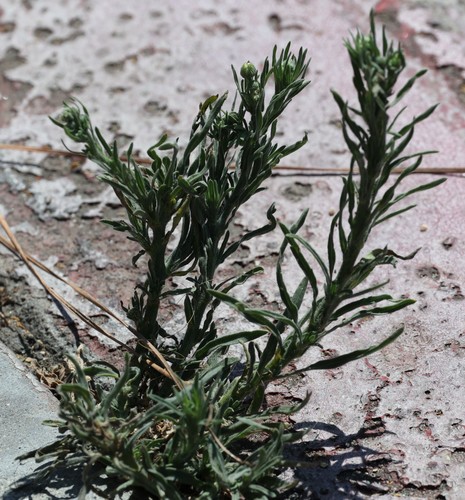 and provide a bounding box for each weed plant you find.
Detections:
[22,14,444,499]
